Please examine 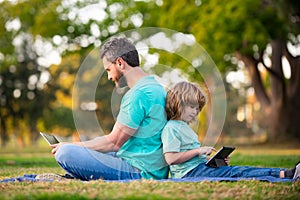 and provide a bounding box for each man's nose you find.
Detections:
[107,74,112,81]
